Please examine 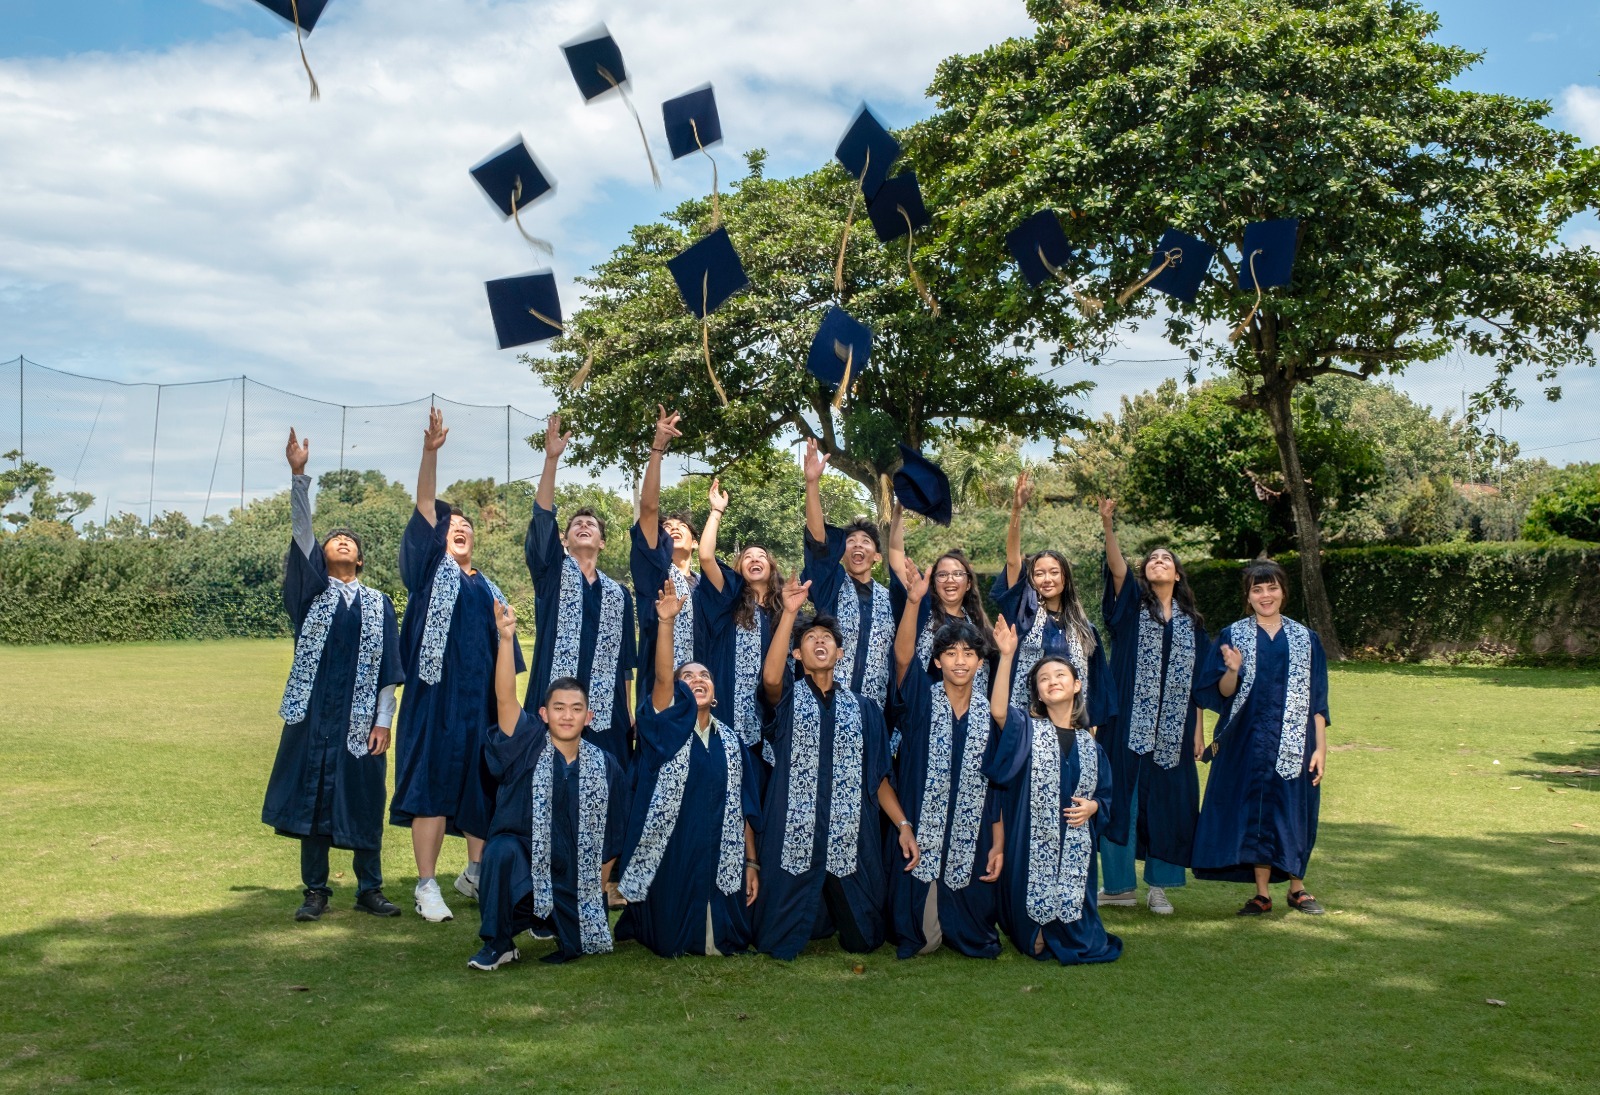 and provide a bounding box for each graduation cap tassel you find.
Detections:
[1116,248,1182,307]
[701,273,730,407]
[1037,245,1102,317]
[527,308,597,390]
[290,0,320,102]
[833,149,869,295]
[690,119,721,230]
[567,347,596,391]
[832,343,854,411]
[597,65,661,189]
[510,179,554,256]
[899,206,940,318]
[1230,249,1265,344]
